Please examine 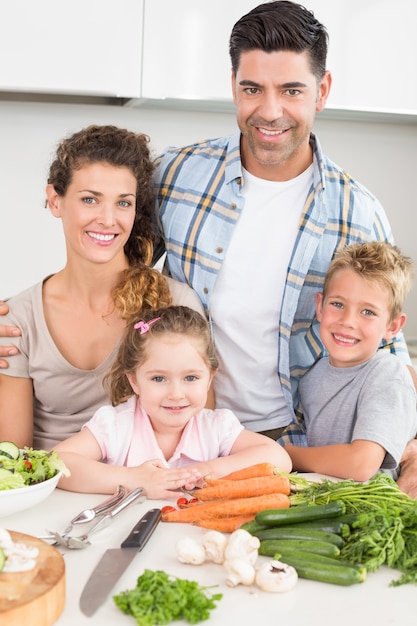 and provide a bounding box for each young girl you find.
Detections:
[0,125,203,450]
[54,306,292,499]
